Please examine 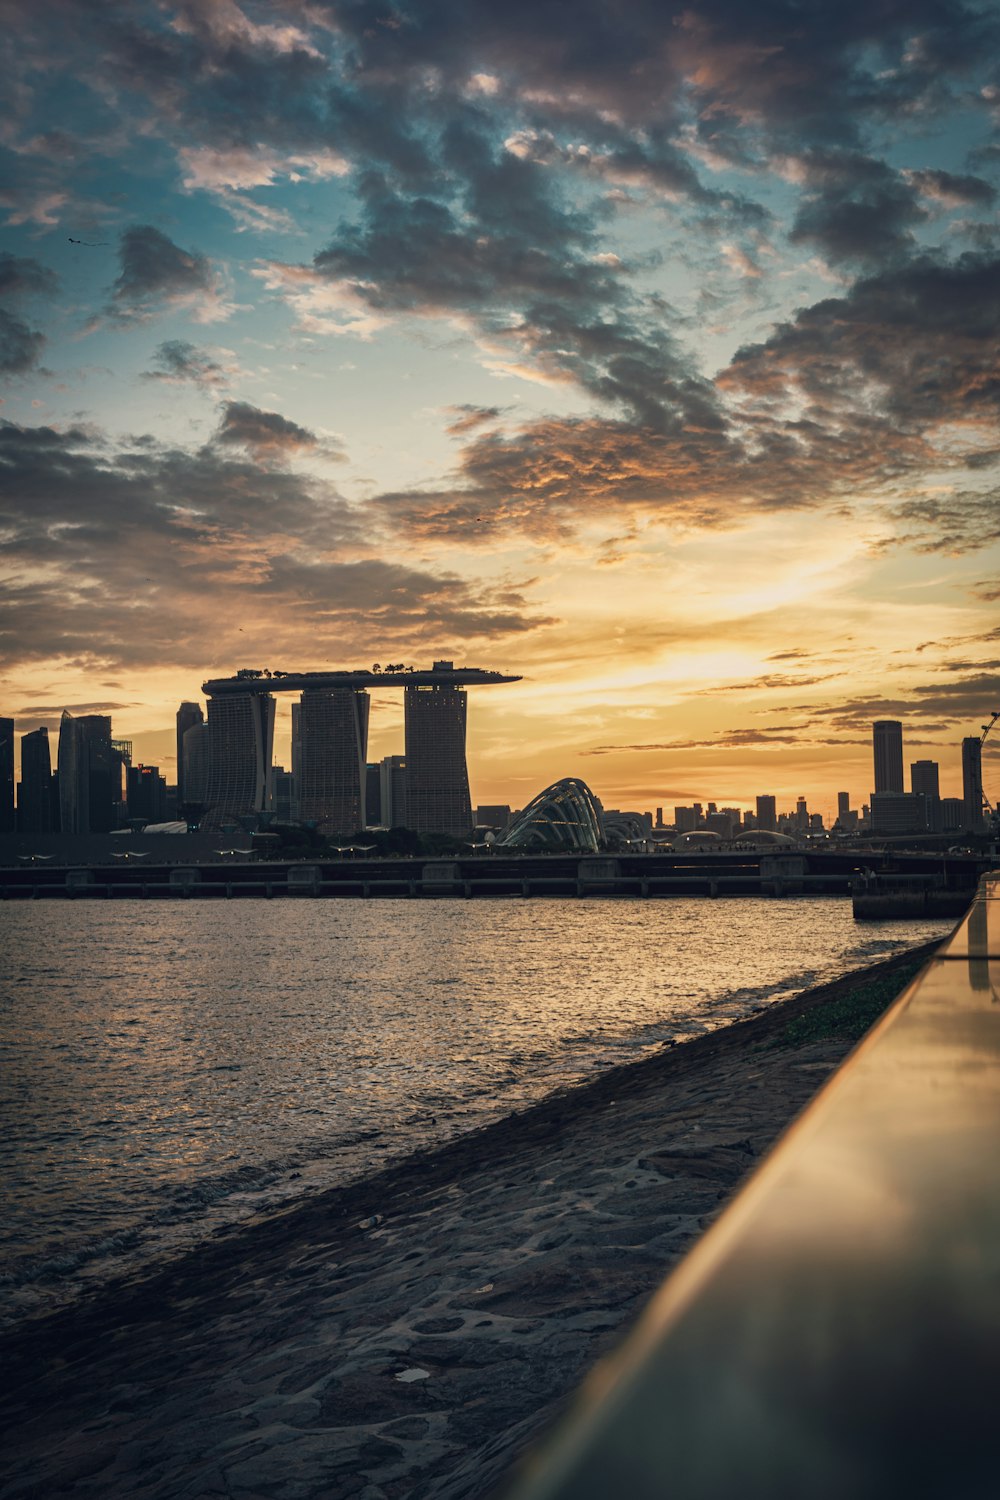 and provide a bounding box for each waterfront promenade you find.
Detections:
[0,944,936,1500]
